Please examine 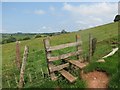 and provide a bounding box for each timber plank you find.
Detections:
[59,69,77,83]
[49,63,69,72]
[48,50,82,61]
[47,41,82,51]
[68,60,88,69]
[50,73,58,81]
